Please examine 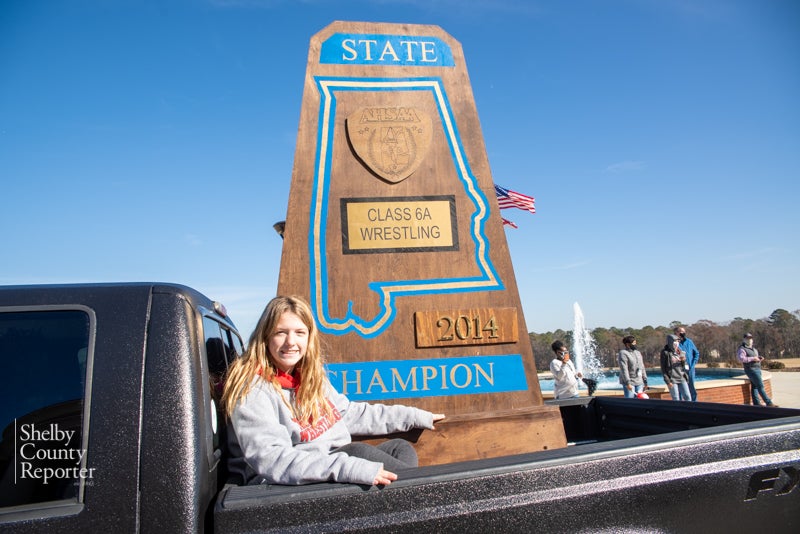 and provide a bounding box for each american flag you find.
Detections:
[495,184,536,214]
